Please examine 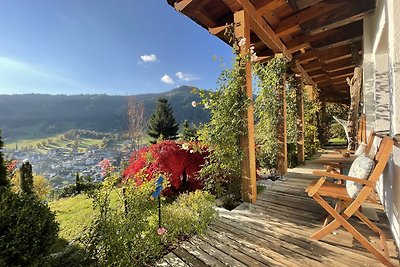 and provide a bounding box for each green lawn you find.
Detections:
[328,137,347,146]
[49,194,96,241]
[6,133,104,153]
[49,190,123,241]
